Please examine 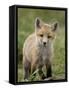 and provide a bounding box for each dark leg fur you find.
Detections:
[38,66,46,79]
[23,60,31,80]
[46,61,52,78]
[24,68,30,80]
